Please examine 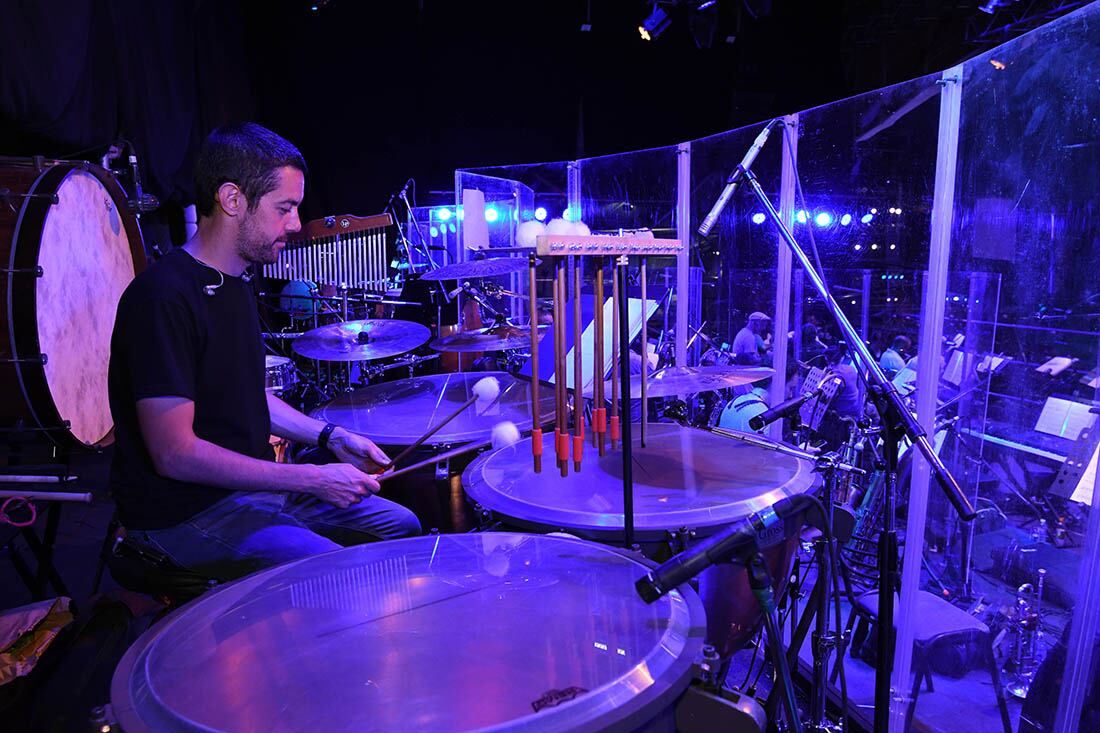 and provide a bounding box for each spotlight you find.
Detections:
[485,206,499,223]
[860,213,874,224]
[534,206,548,221]
[814,211,834,227]
[639,4,671,41]
[429,226,439,238]
[751,212,766,225]
[436,208,453,221]
[839,213,852,226]
[795,209,808,224]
